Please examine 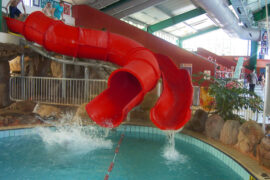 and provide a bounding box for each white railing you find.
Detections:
[9,76,107,106]
[215,71,234,79]
[215,71,246,79]
[233,108,259,122]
